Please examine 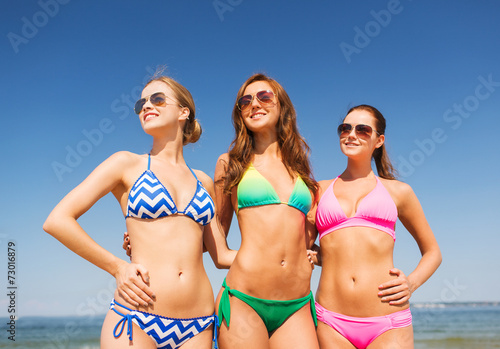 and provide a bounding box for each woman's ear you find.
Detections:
[179,106,190,121]
[375,134,385,149]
